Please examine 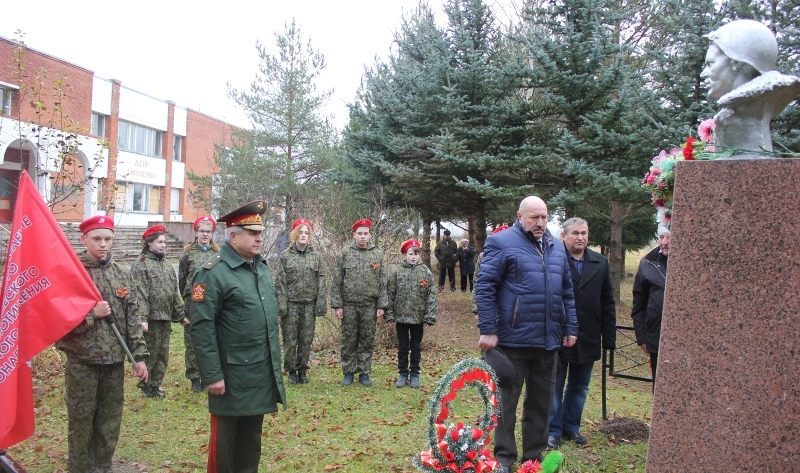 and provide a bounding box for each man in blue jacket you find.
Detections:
[476,196,578,472]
